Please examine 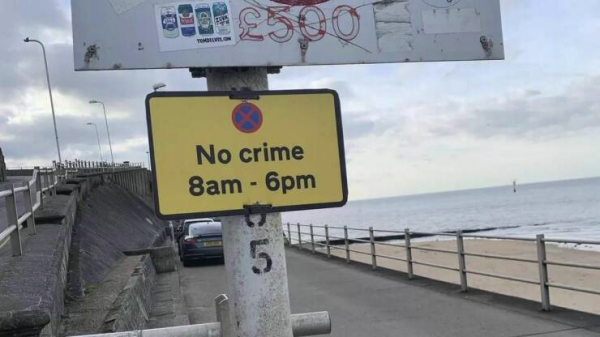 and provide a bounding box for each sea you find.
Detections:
[283,177,600,248]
